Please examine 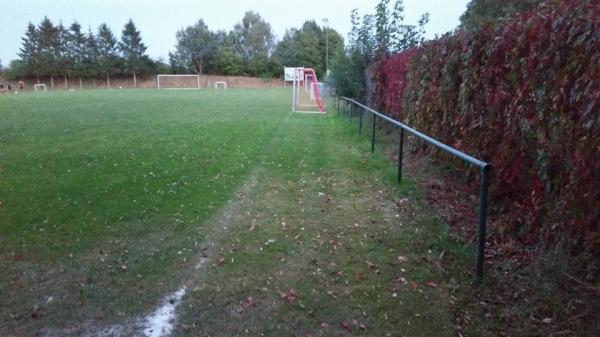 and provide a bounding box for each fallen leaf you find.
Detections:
[397,256,409,263]
[242,297,256,308]
[426,281,438,288]
[13,255,25,262]
[366,261,377,269]
[340,321,350,330]
[217,257,225,267]
[280,289,298,303]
